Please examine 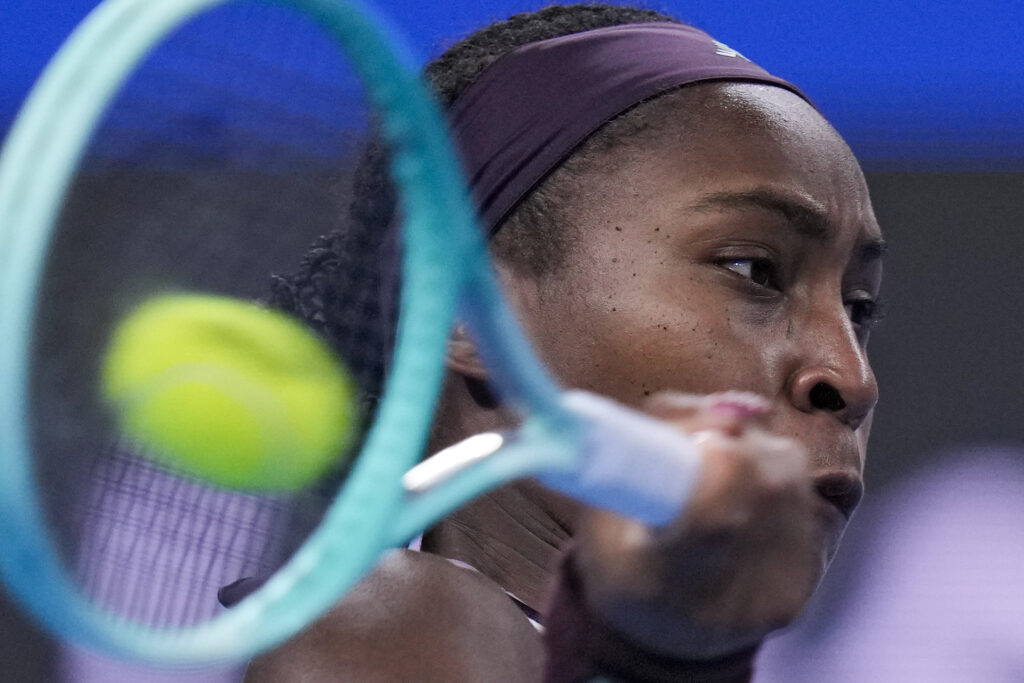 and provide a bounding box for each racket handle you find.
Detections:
[540,391,704,526]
